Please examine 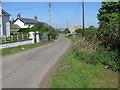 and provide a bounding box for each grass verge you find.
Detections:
[49,35,118,88]
[0,40,54,56]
